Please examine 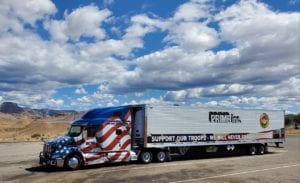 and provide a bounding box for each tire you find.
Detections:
[139,151,152,164]
[156,151,167,163]
[65,154,82,170]
[249,146,257,155]
[257,145,265,155]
